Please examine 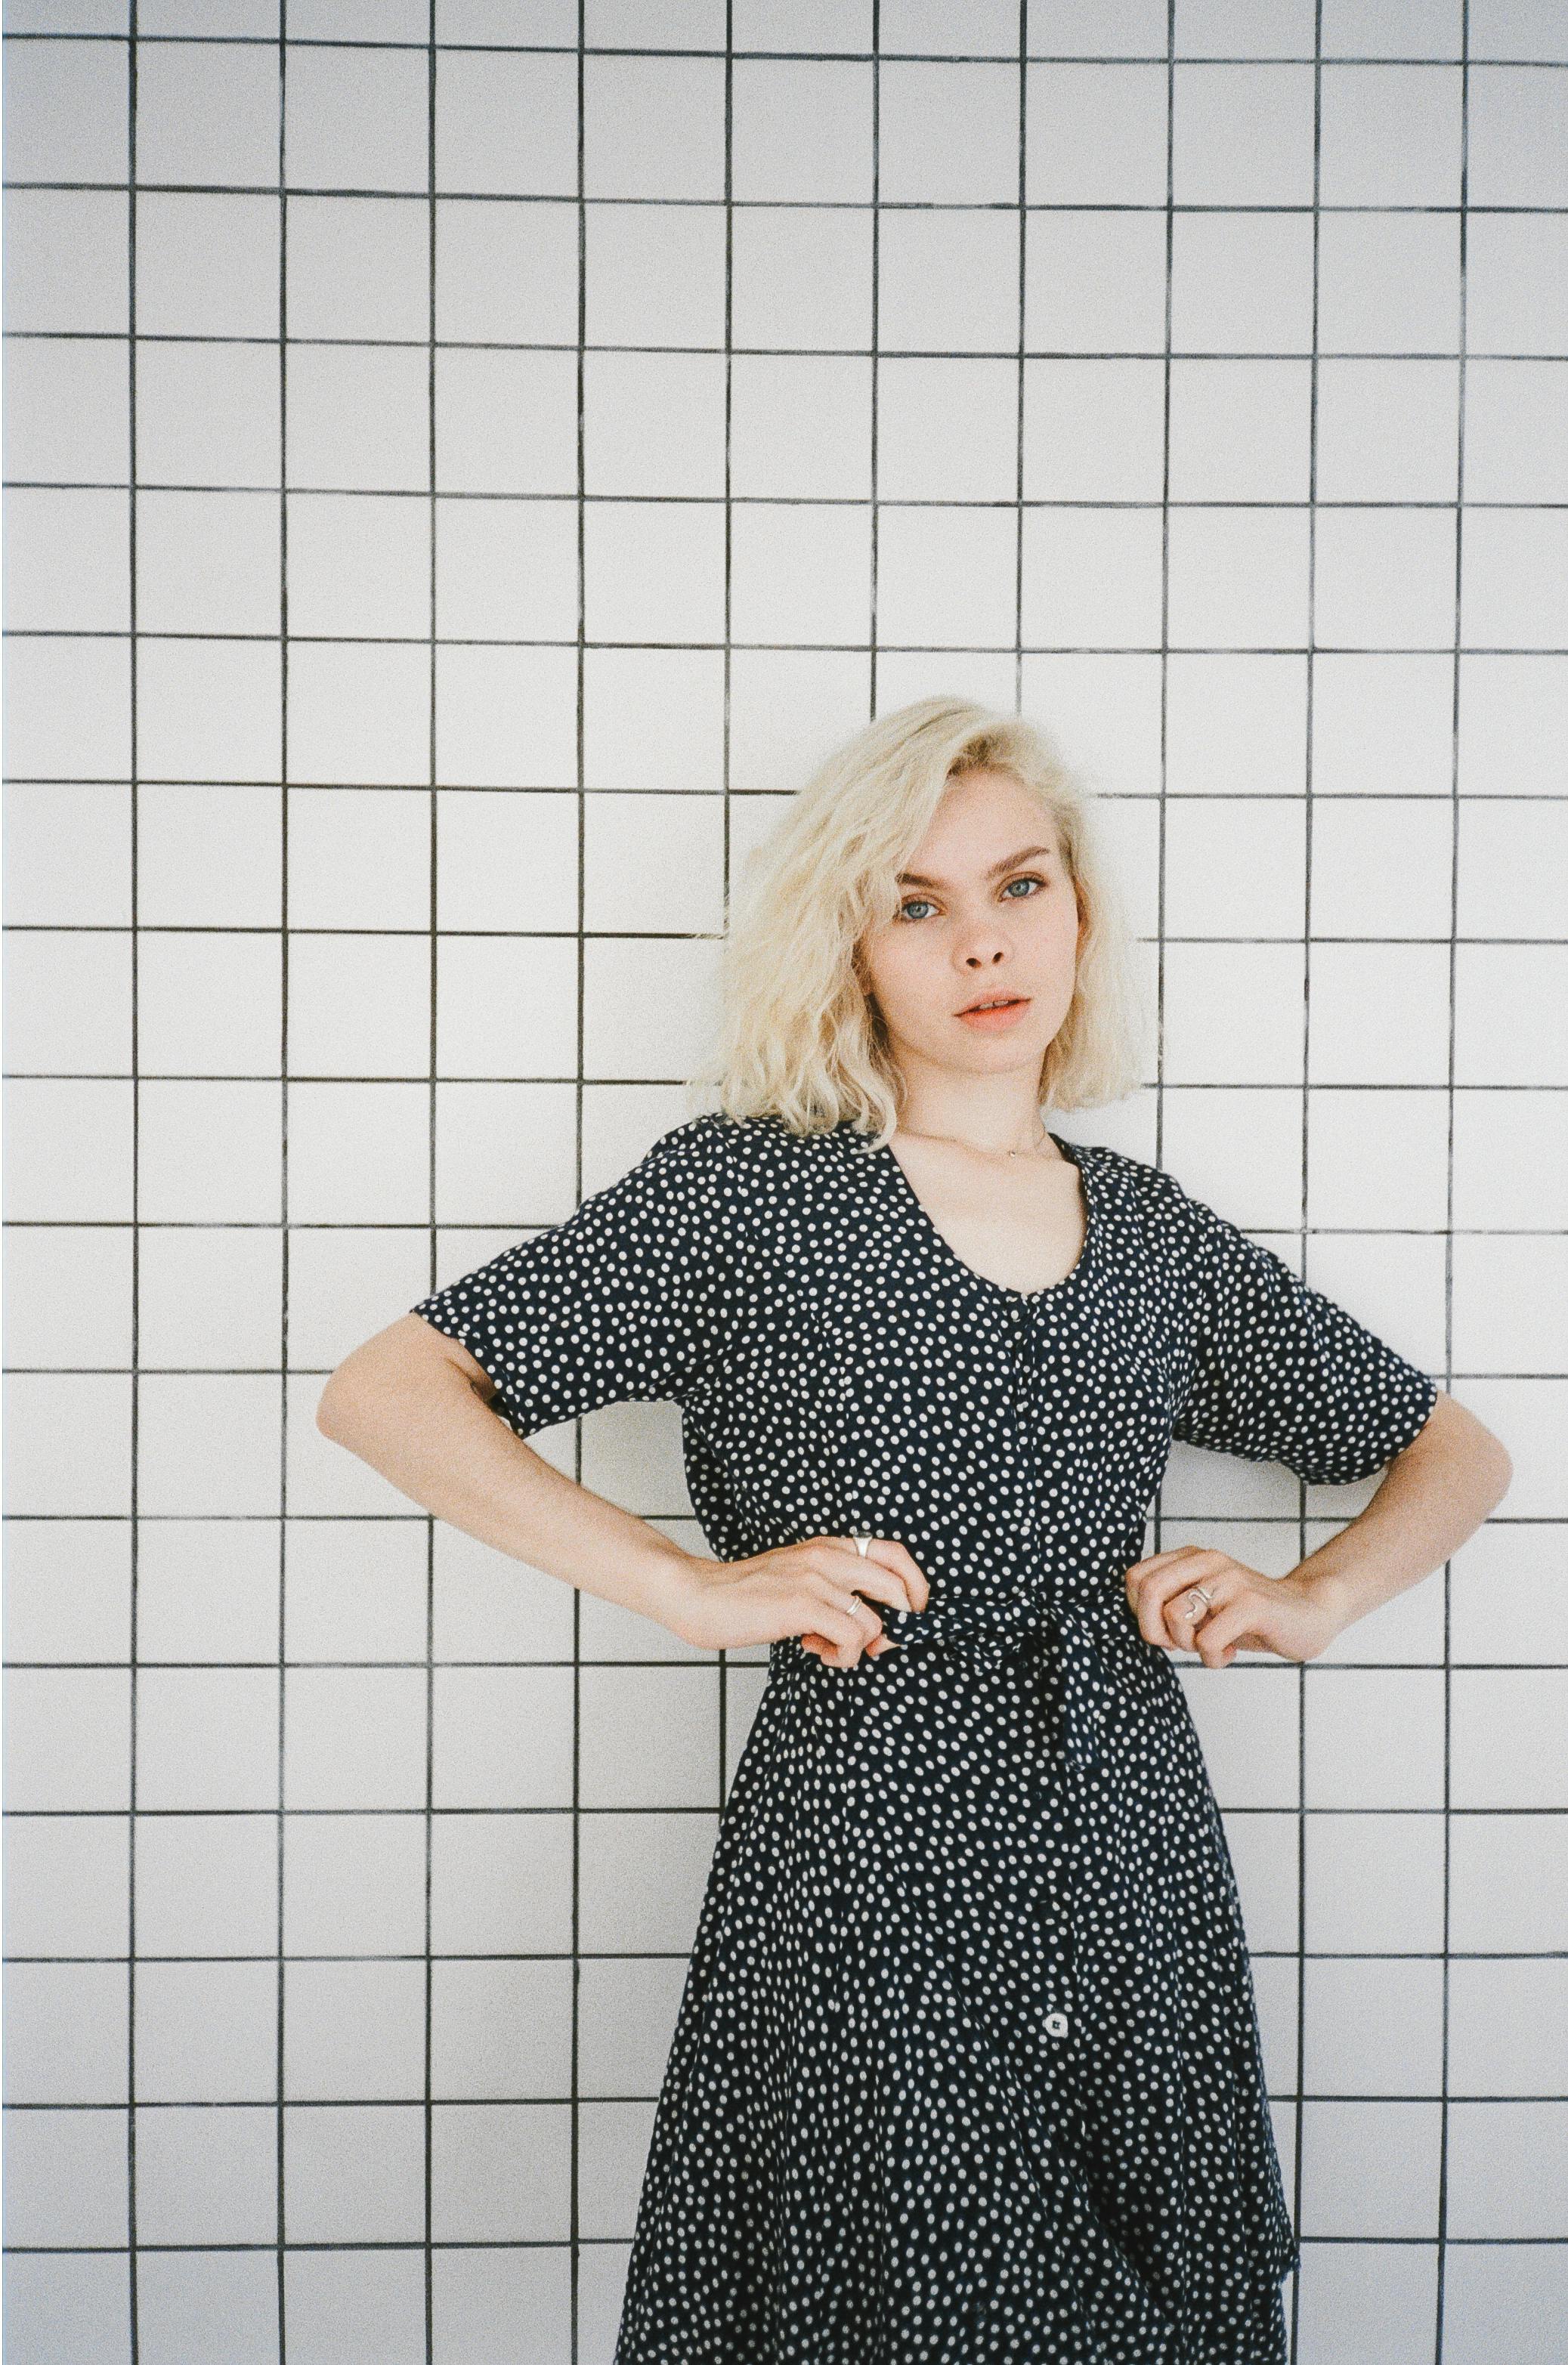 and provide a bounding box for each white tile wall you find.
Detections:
[3,5,1564,2361]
